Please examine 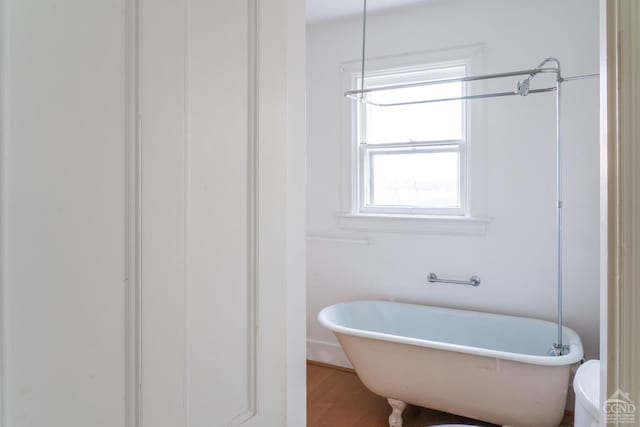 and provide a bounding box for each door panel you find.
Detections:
[140,1,305,426]
[186,0,253,423]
